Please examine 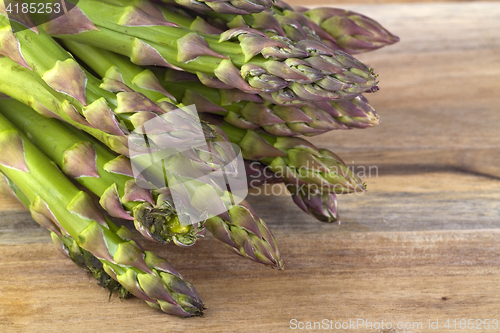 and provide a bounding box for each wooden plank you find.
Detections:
[2,230,500,332]
[305,2,500,178]
[1,2,500,332]
[3,170,499,243]
[248,171,500,233]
